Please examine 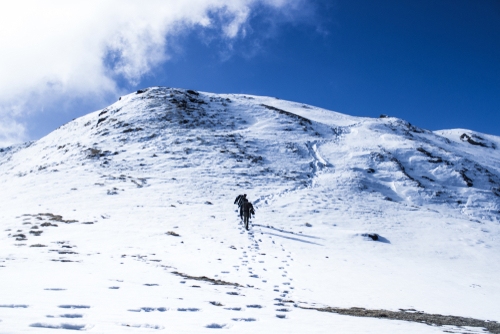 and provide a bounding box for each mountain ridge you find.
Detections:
[2,86,499,220]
